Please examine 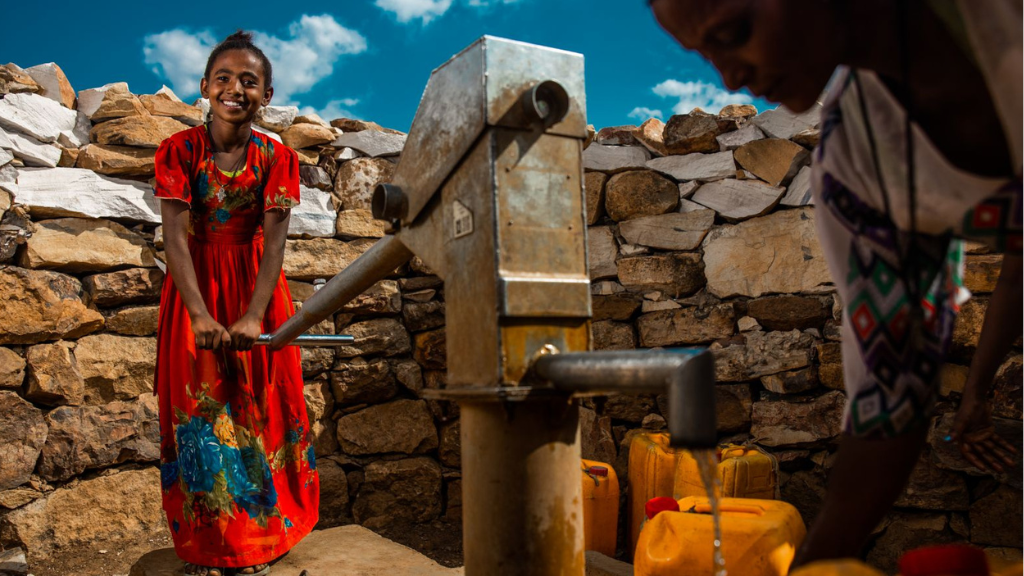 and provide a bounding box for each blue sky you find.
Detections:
[1,0,770,132]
